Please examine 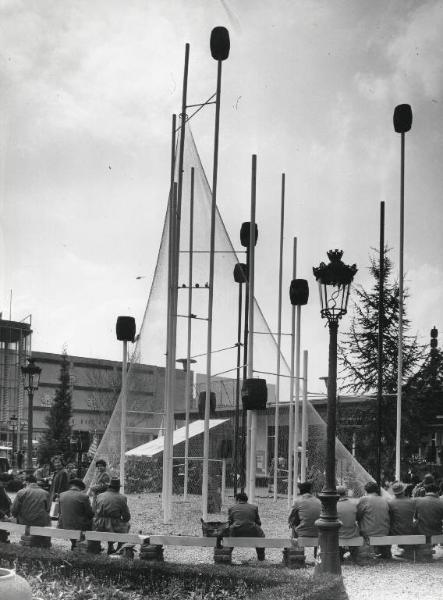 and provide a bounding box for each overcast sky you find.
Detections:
[1,0,442,393]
